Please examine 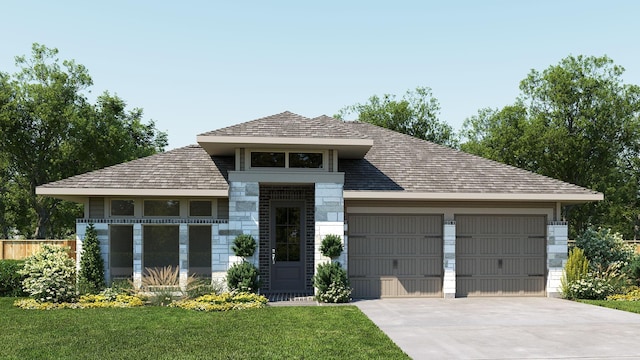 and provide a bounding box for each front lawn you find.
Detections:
[579,300,640,314]
[0,298,408,359]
